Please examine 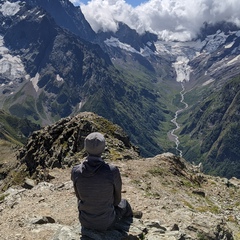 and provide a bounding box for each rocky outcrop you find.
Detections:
[18,112,140,179]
